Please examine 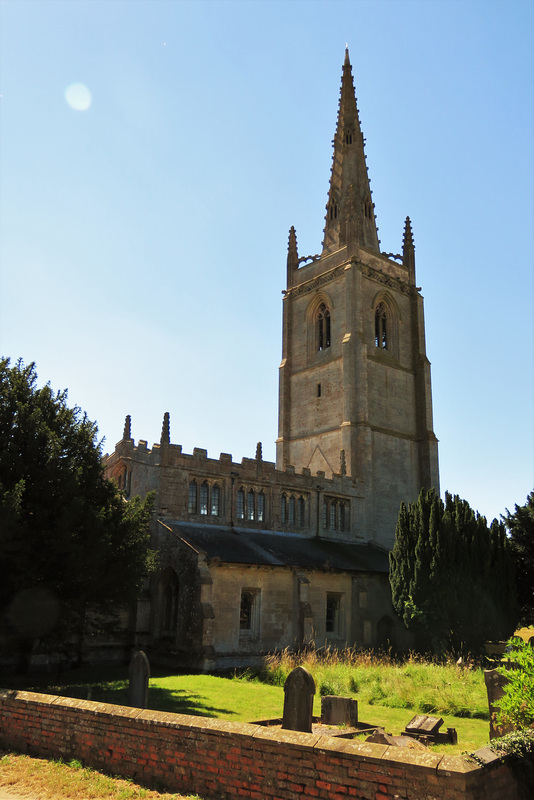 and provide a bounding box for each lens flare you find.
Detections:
[65,83,92,111]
